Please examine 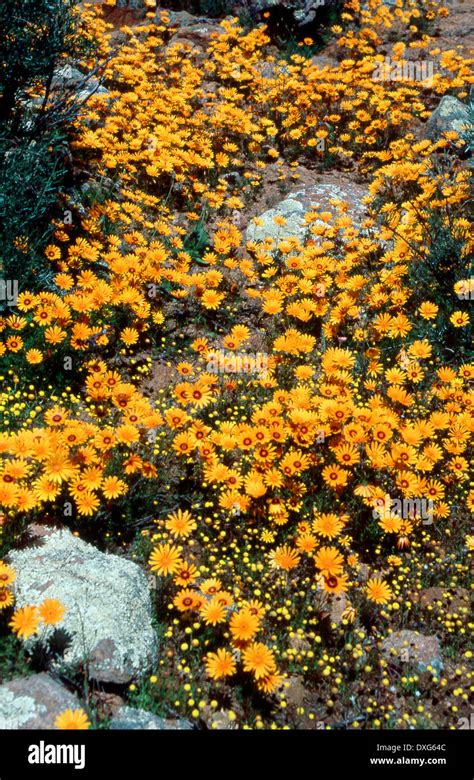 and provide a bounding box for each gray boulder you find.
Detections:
[246,197,307,243]
[110,706,193,730]
[10,528,158,683]
[0,673,80,730]
[381,630,443,673]
[425,95,471,140]
[246,180,368,244]
[52,65,109,100]
[161,10,224,50]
